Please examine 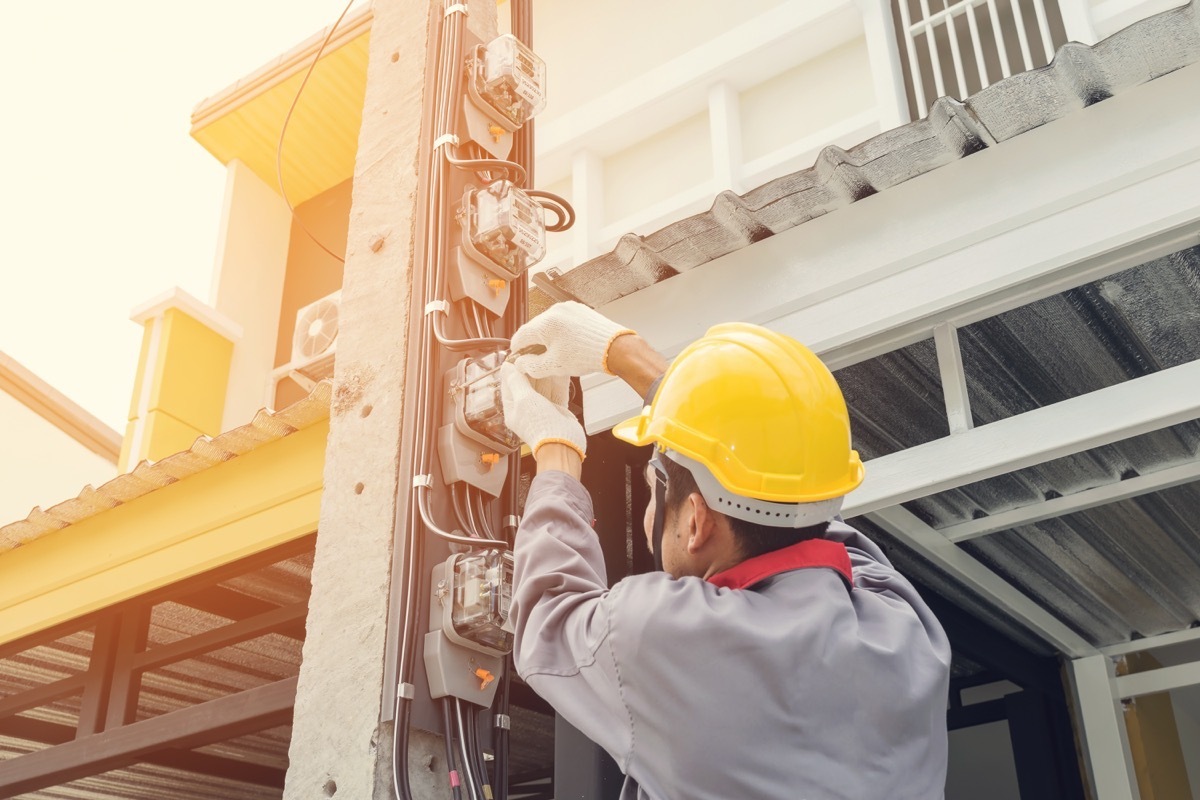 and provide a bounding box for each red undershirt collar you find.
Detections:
[707,538,853,590]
